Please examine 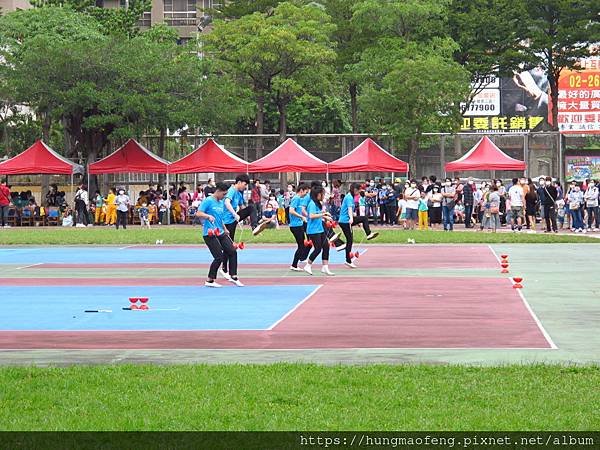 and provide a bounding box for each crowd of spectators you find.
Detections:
[1,175,598,233]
